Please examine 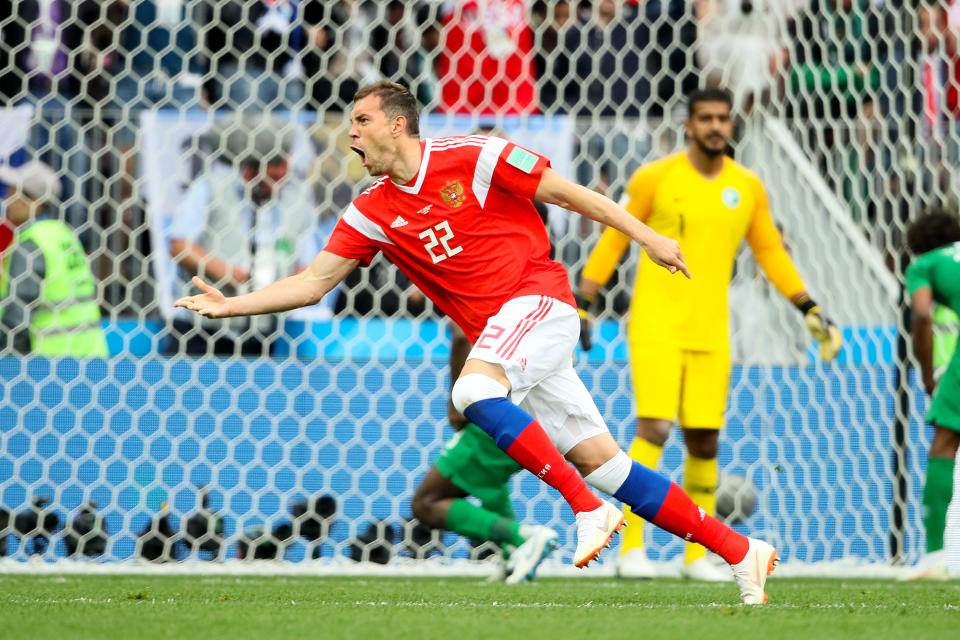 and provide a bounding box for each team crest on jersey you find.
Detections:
[721,187,741,209]
[440,181,466,208]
